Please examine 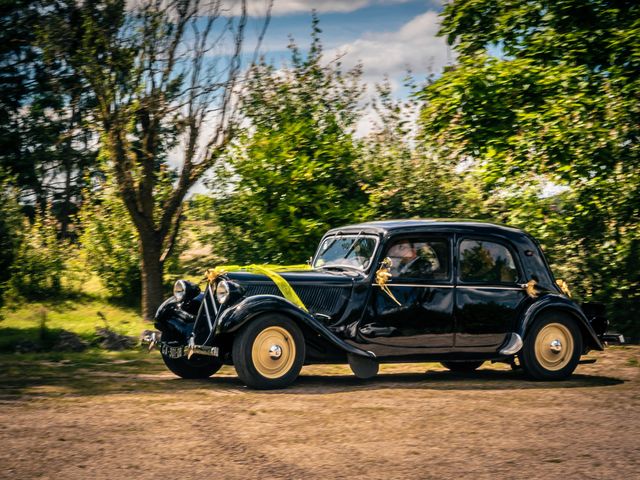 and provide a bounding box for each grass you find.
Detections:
[0,241,215,353]
[0,298,145,352]
[0,262,151,353]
